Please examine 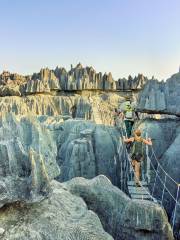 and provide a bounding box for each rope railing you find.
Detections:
[147,146,180,233]
[149,157,178,203]
[151,146,179,186]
